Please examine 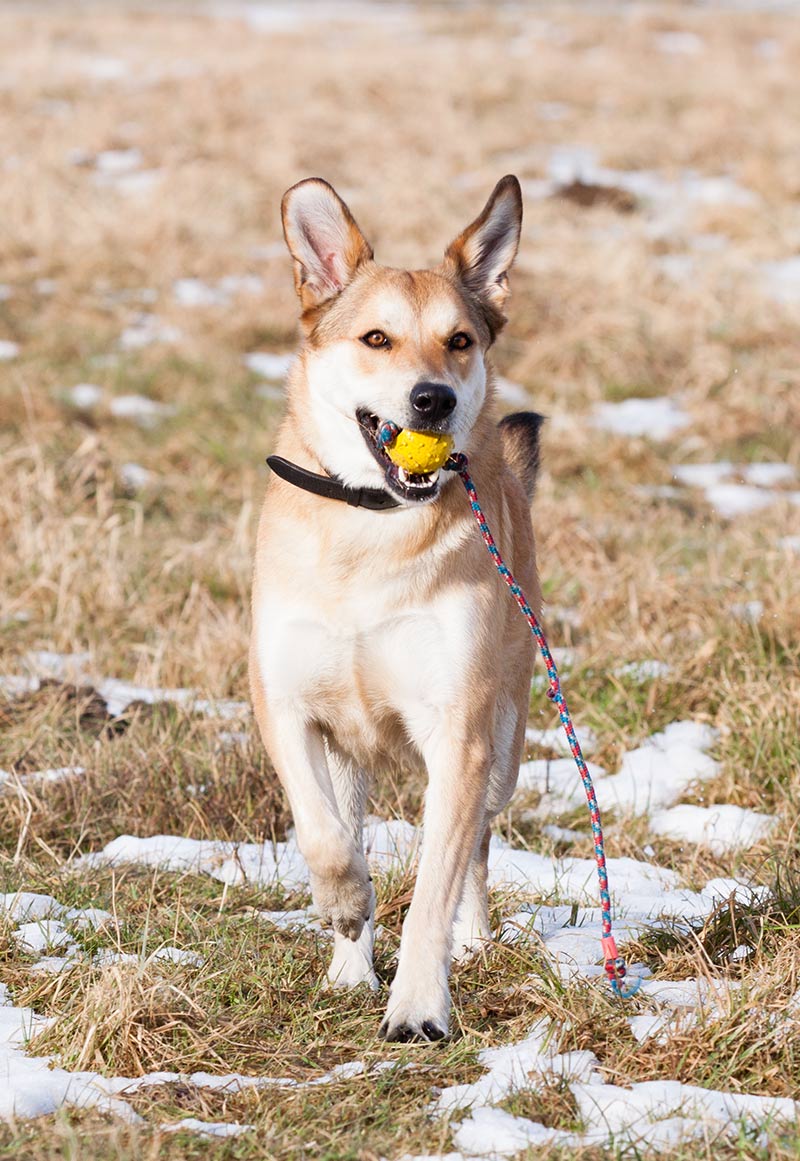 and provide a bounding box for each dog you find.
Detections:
[249,174,543,1041]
